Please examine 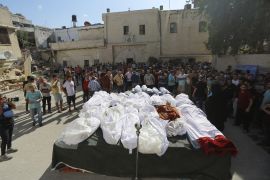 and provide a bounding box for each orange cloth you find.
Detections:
[156,104,180,121]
